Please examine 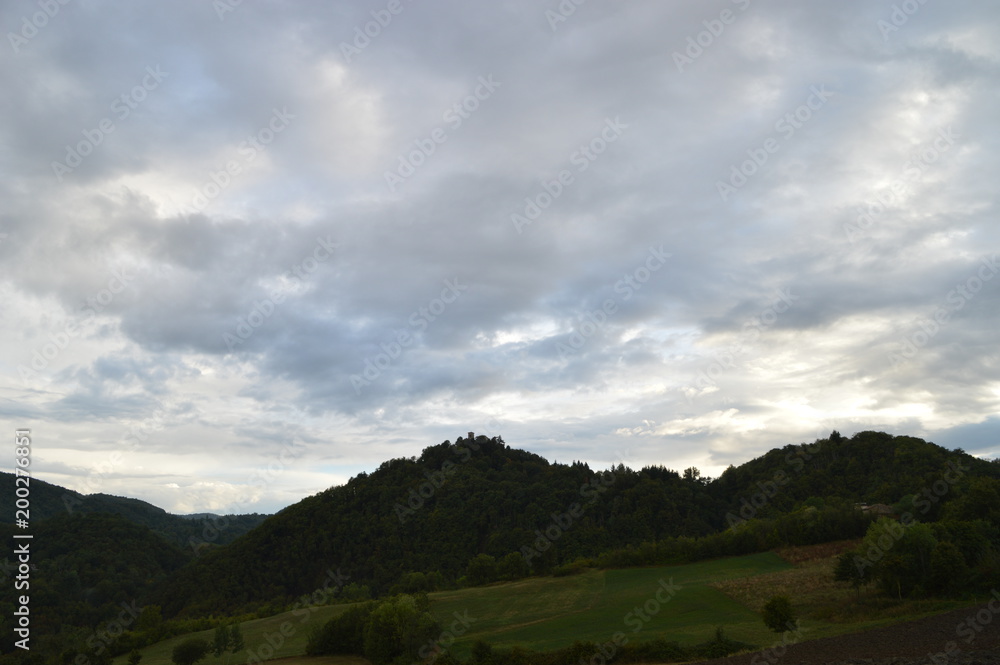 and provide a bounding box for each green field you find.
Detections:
[122,552,792,665]
[116,603,355,665]
[121,549,976,665]
[427,552,792,655]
